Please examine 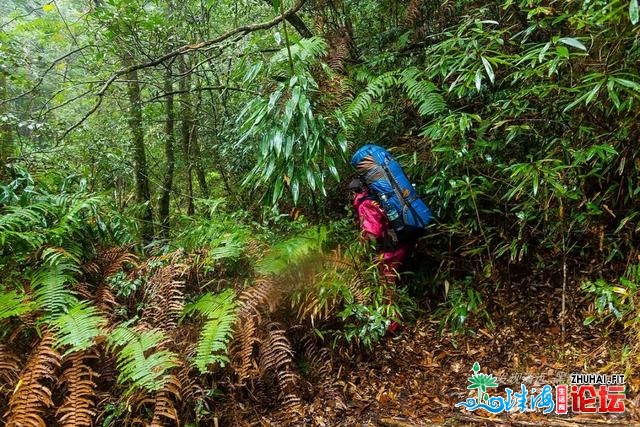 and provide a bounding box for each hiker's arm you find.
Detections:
[357,200,385,241]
